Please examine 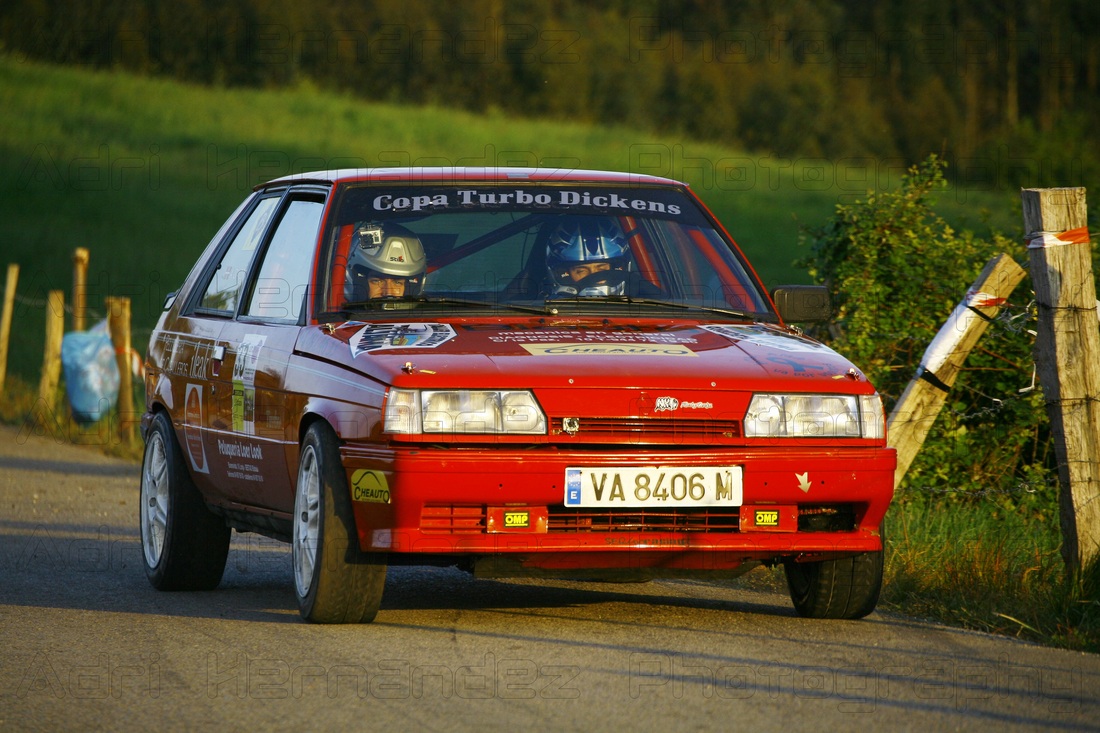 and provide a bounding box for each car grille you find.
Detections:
[419,505,741,534]
[418,504,856,535]
[547,507,742,533]
[421,505,486,534]
[552,417,741,440]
